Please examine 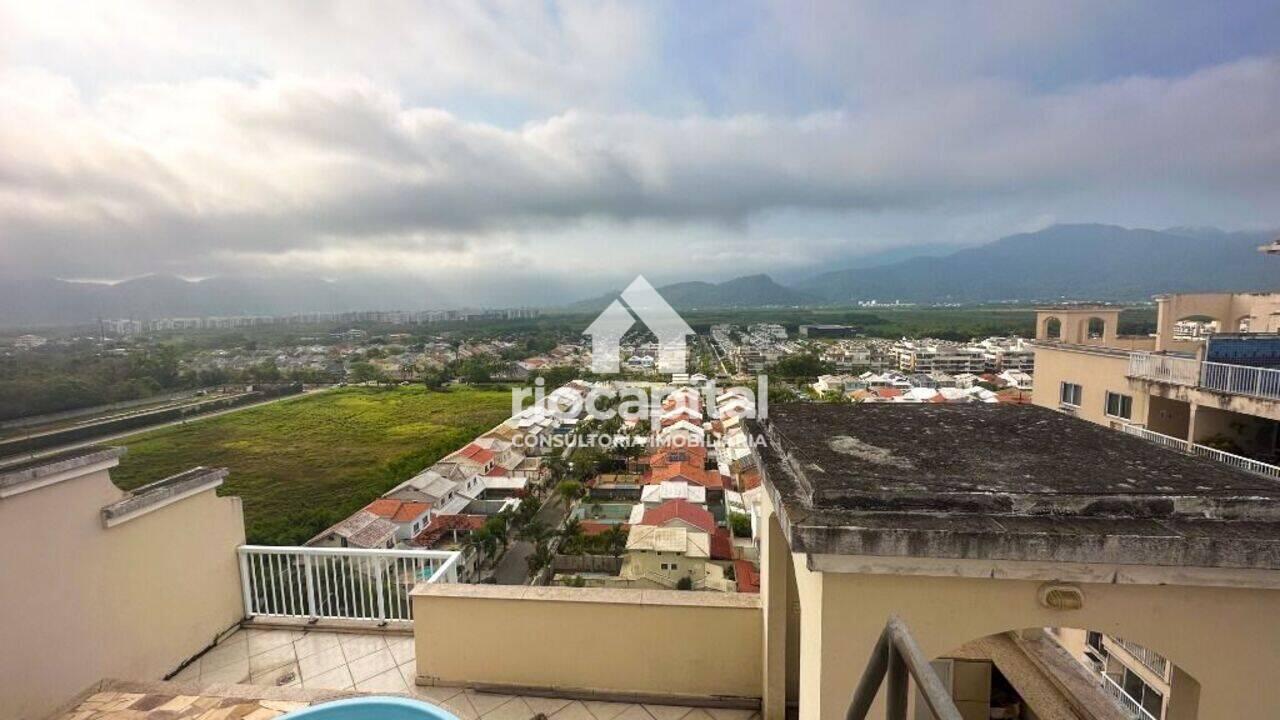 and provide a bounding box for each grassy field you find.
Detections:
[111,386,514,545]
